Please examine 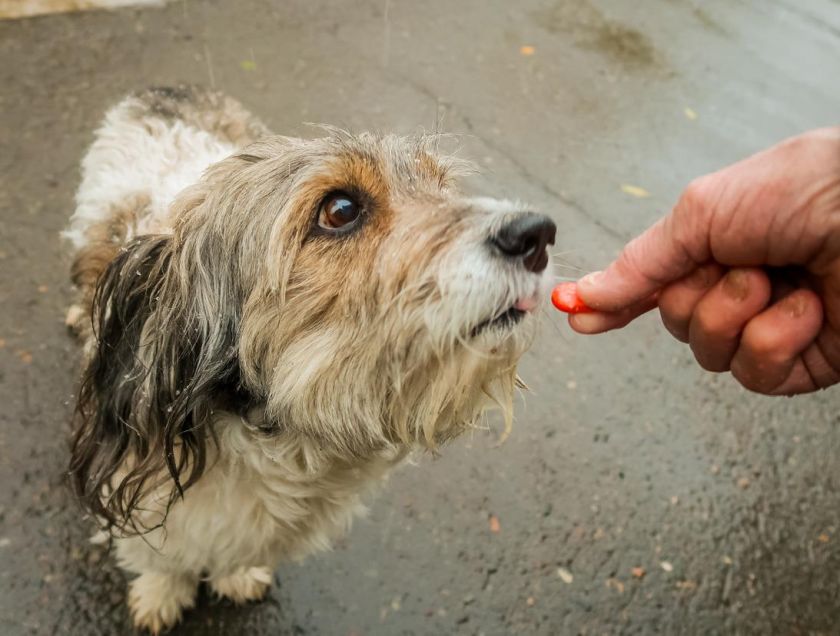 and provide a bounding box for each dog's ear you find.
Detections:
[70,230,245,533]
